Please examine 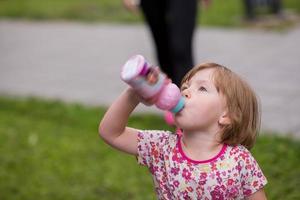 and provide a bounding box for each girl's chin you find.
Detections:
[173,116,182,126]
[174,119,188,130]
